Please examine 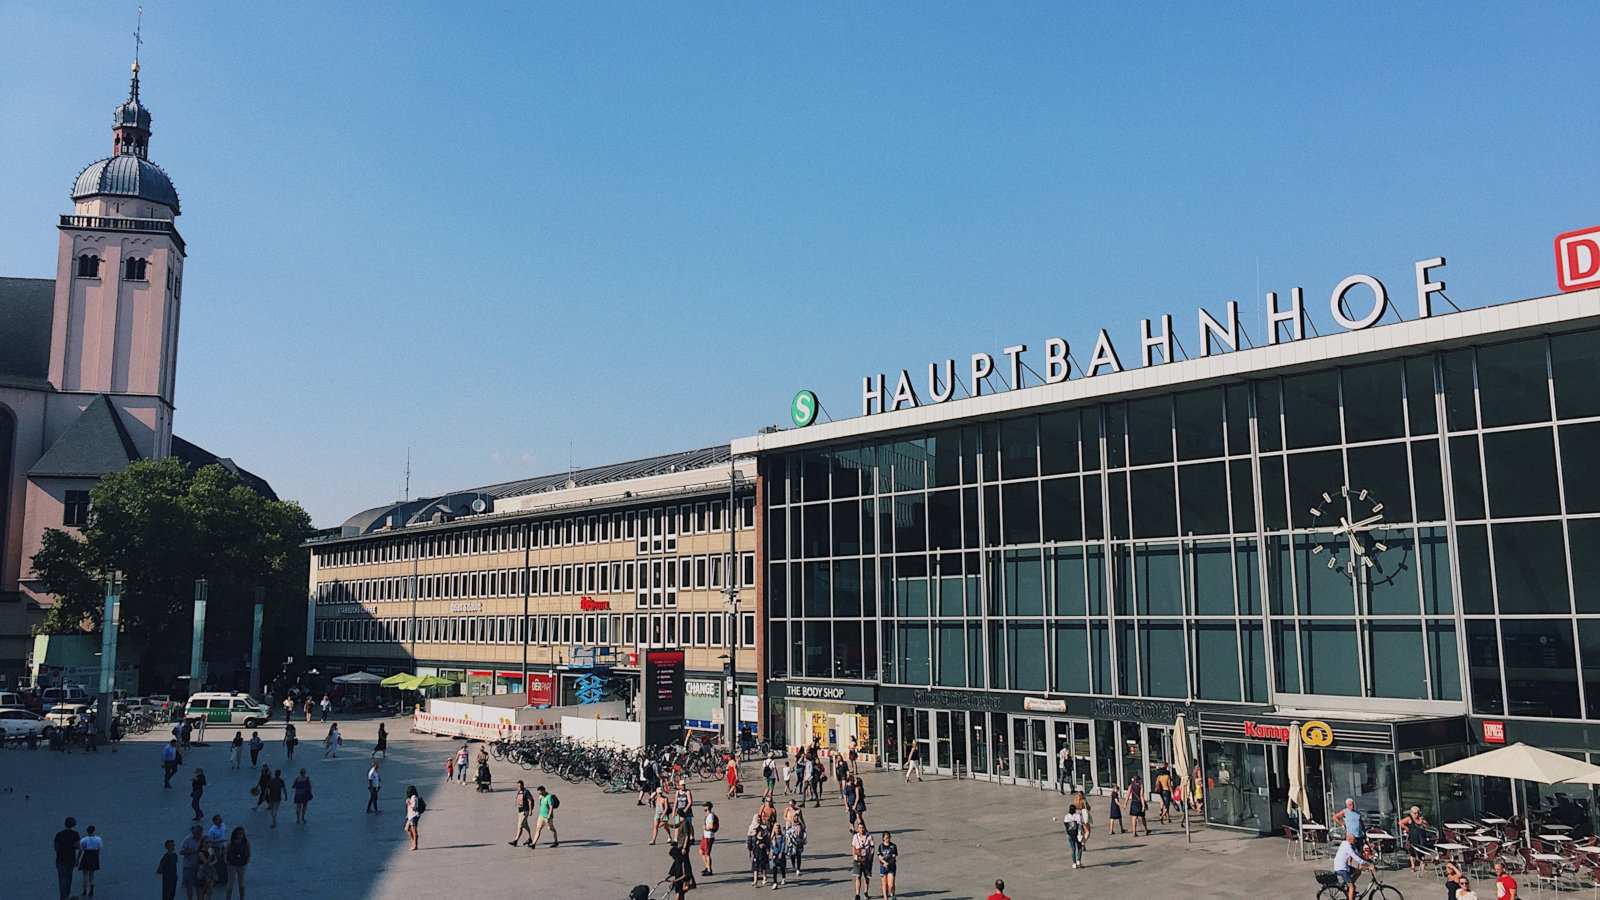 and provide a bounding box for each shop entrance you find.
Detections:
[908,708,972,776]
